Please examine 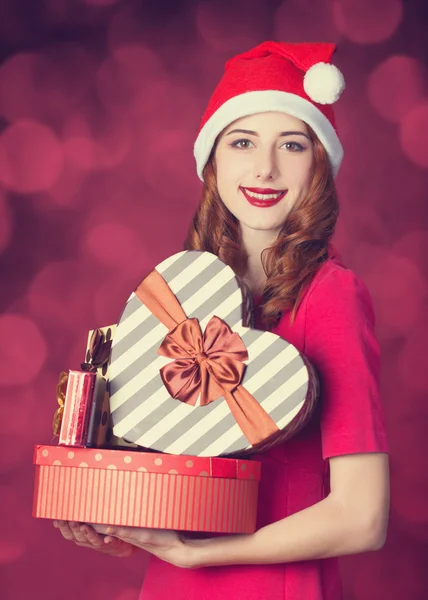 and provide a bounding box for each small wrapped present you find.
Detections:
[82,325,137,449]
[32,444,261,533]
[53,370,97,447]
[108,250,319,457]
